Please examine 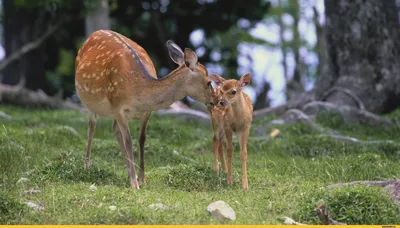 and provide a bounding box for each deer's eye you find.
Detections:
[231,89,237,94]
